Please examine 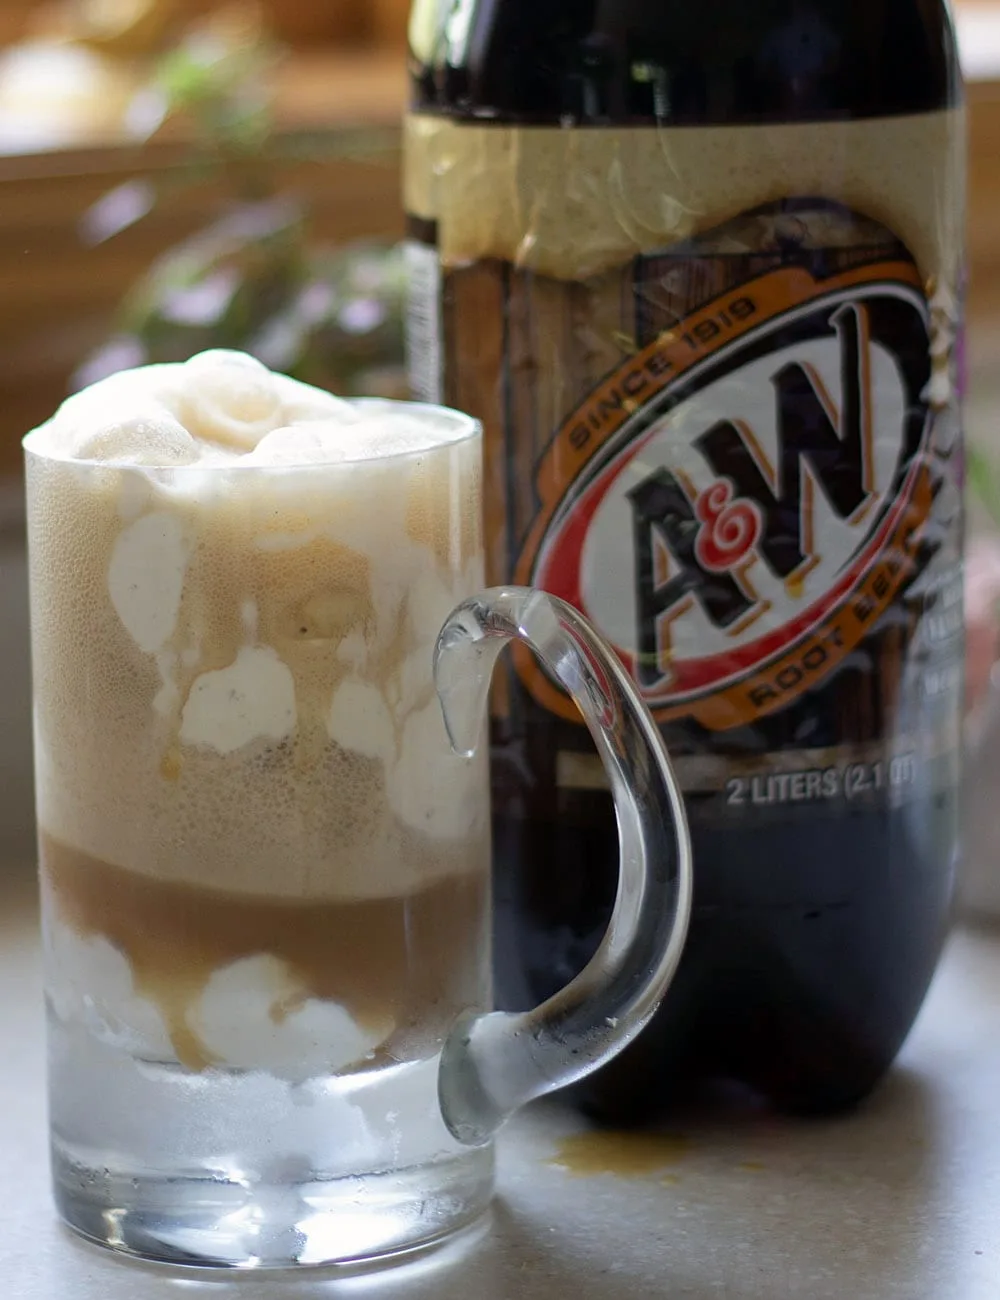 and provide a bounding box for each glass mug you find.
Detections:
[24,391,692,1269]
